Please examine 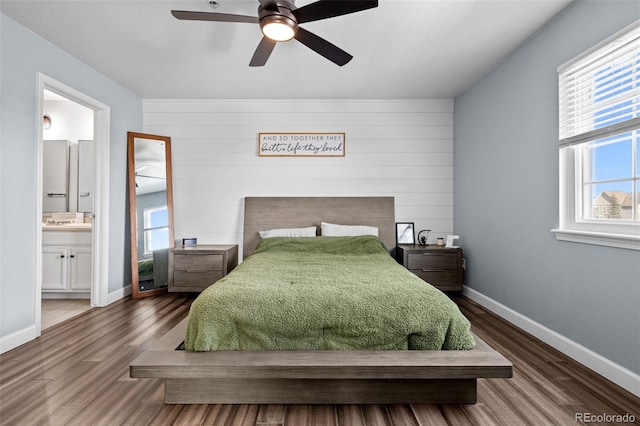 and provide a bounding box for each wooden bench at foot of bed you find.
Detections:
[130,318,512,404]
